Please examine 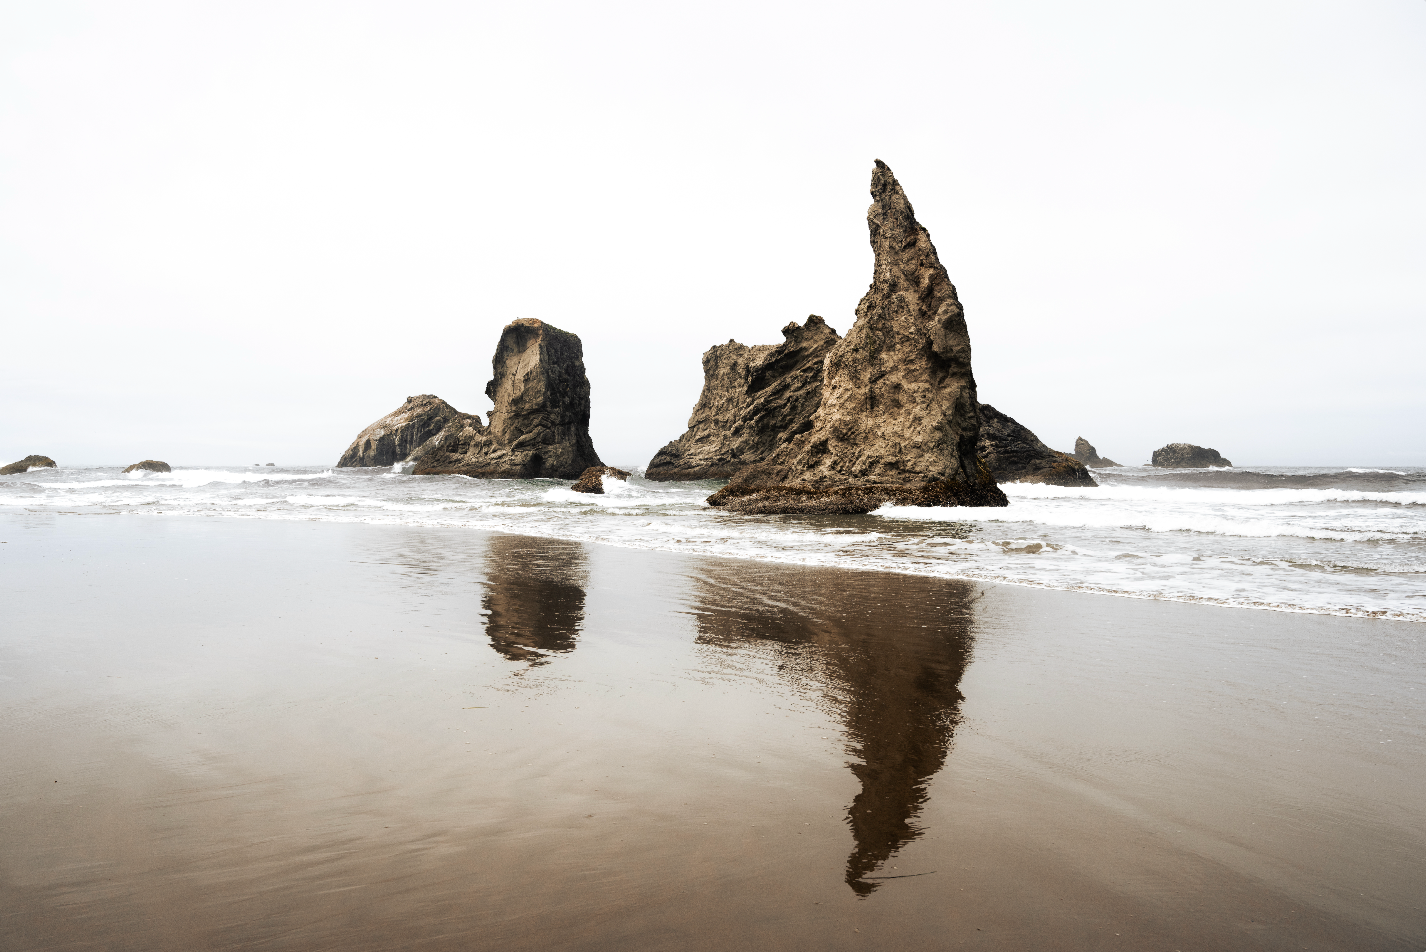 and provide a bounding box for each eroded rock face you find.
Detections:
[337,395,466,468]
[709,161,1007,514]
[0,455,56,476]
[571,466,630,494]
[647,315,840,480]
[339,320,602,480]
[1152,443,1232,468]
[1073,437,1120,469]
[123,460,171,473]
[977,405,1095,487]
[410,319,601,479]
